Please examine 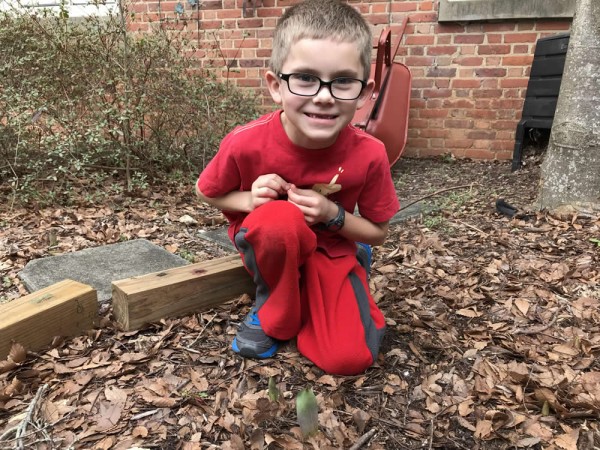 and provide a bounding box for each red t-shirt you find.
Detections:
[197,110,400,257]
